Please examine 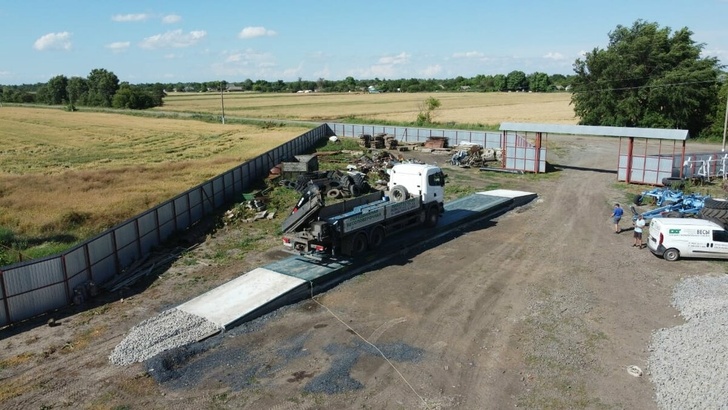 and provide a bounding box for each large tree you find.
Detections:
[86,68,120,107]
[571,20,721,137]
